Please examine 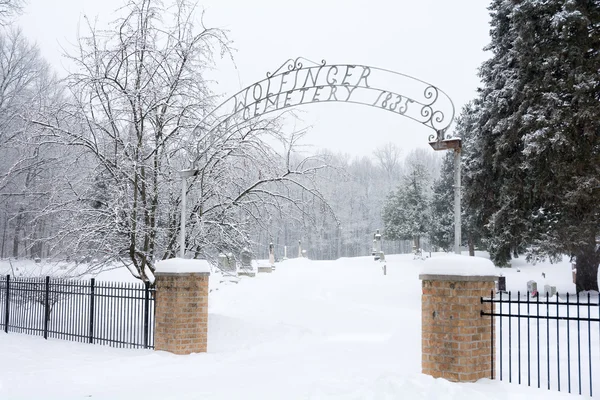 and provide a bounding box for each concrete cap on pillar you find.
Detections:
[155,258,211,275]
[419,254,497,280]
